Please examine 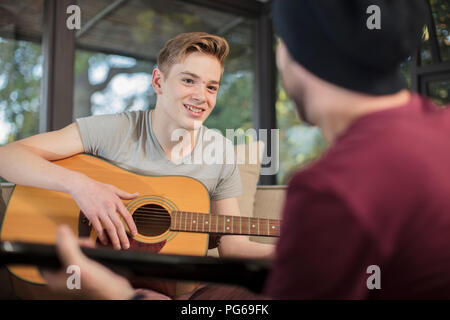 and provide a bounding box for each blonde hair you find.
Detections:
[157,32,230,76]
